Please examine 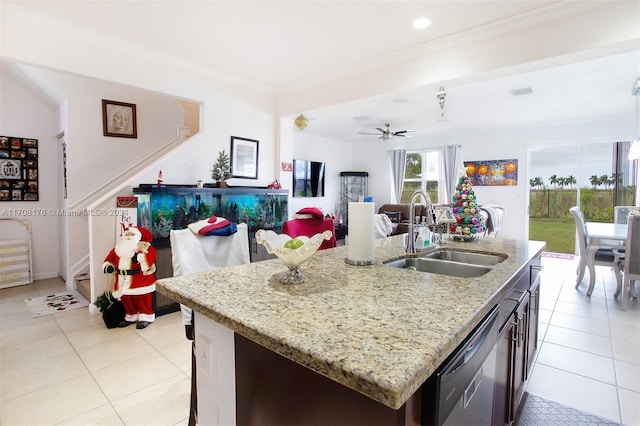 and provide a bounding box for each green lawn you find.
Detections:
[529,217,575,254]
